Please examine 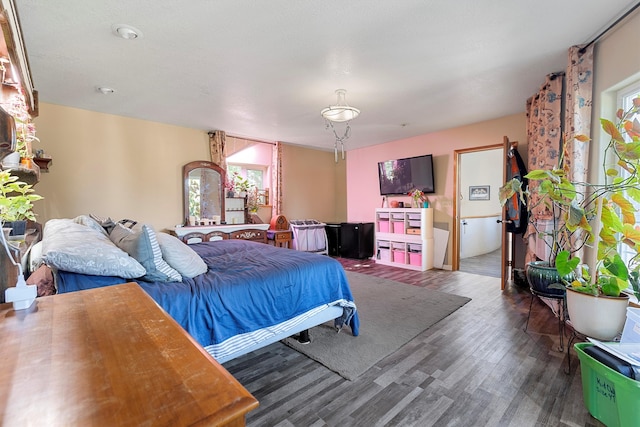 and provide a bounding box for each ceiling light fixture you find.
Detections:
[112,24,143,40]
[321,89,360,162]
